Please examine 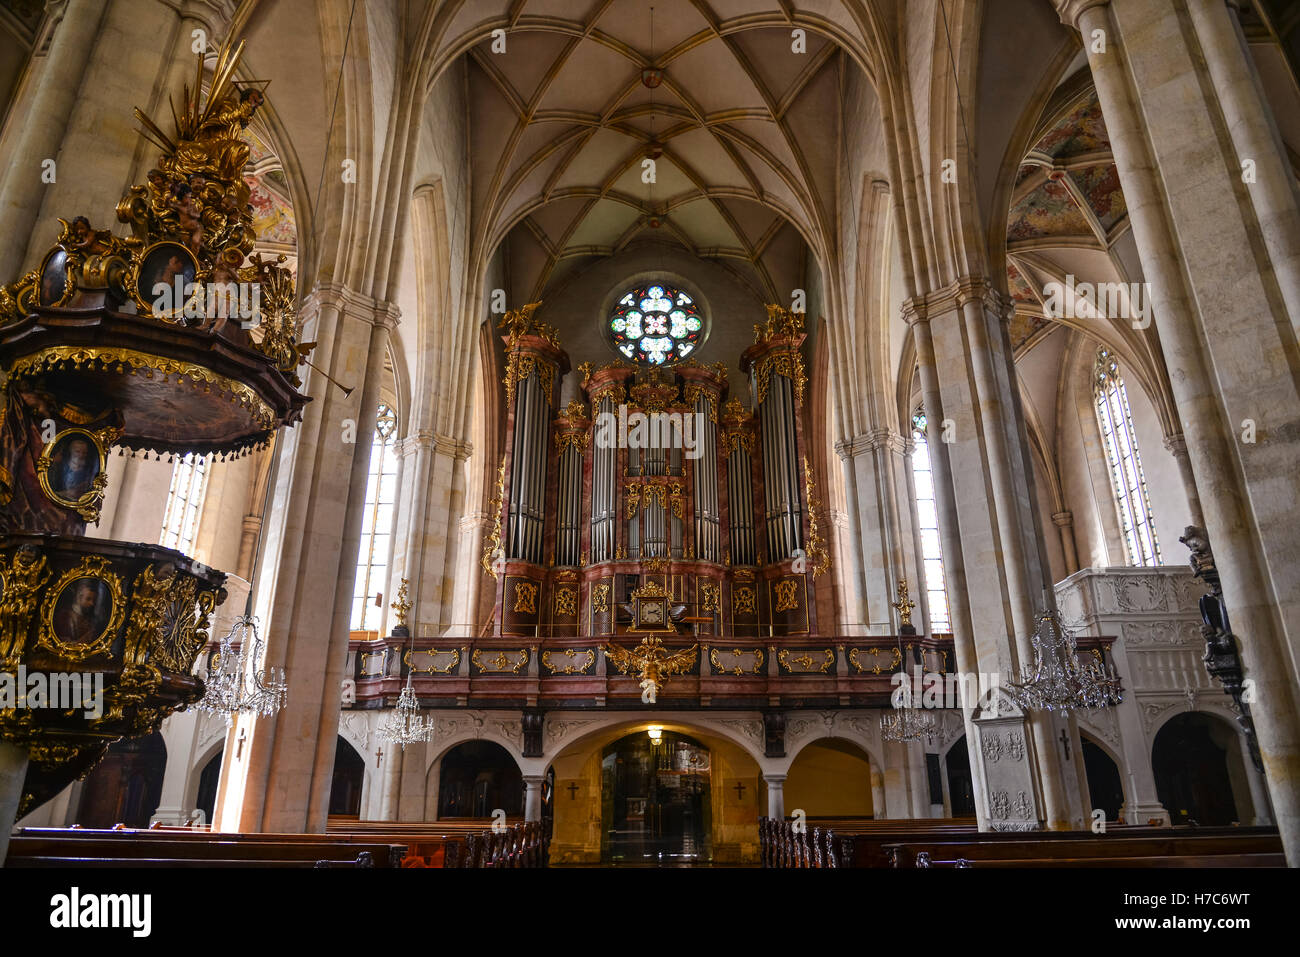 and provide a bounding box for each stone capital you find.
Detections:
[1053,0,1110,30]
[836,429,907,458]
[903,275,1008,326]
[1162,433,1188,457]
[302,280,402,330]
[1052,510,1074,528]
[431,433,473,461]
